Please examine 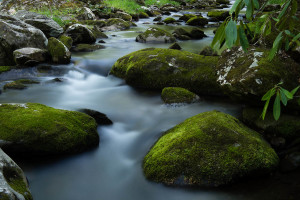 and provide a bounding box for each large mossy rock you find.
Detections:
[110,48,221,95]
[76,7,96,20]
[65,24,96,44]
[186,16,208,26]
[136,27,176,43]
[161,87,199,104]
[216,46,300,103]
[47,37,71,64]
[13,47,49,66]
[243,107,300,140]
[14,10,64,38]
[207,11,229,21]
[0,103,99,155]
[104,18,131,31]
[143,111,279,187]
[0,14,48,66]
[0,148,32,200]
